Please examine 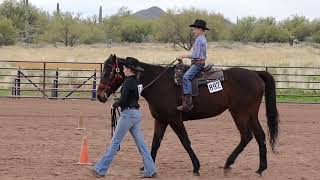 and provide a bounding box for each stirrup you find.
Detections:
[176,104,193,112]
[177,105,184,111]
